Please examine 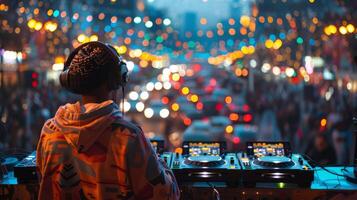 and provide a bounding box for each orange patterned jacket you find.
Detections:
[36,100,179,200]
